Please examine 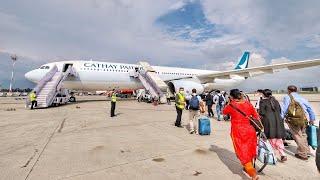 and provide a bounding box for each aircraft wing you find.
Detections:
[191,59,320,83]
